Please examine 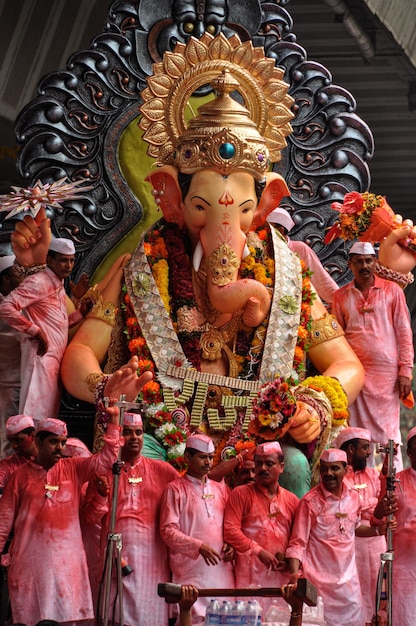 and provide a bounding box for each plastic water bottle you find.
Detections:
[264,598,291,623]
[244,600,257,625]
[205,598,221,625]
[317,595,325,622]
[254,600,262,626]
[228,600,245,624]
[219,600,232,624]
